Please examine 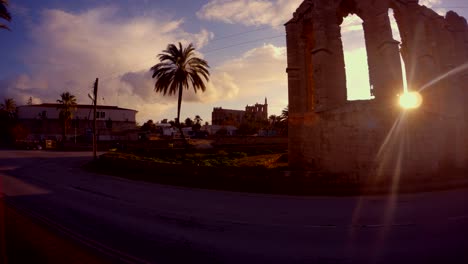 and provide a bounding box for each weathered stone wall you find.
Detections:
[286,0,468,180]
[301,102,455,180]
